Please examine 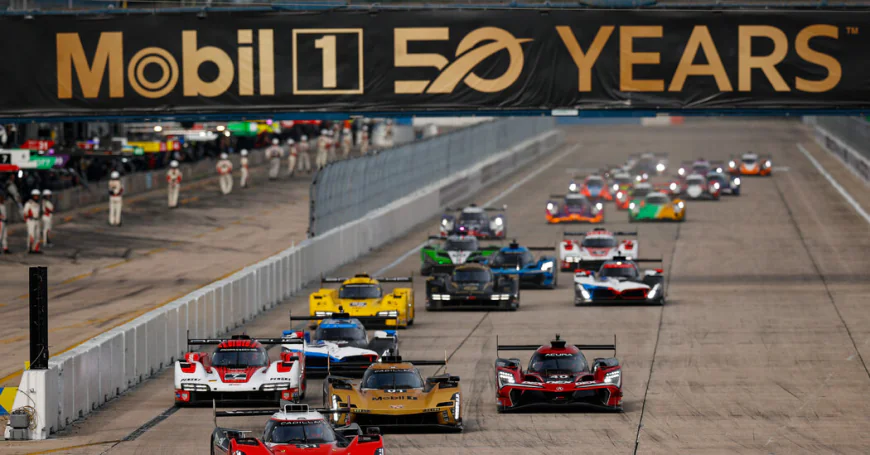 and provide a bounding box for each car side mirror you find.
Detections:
[366,427,381,435]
